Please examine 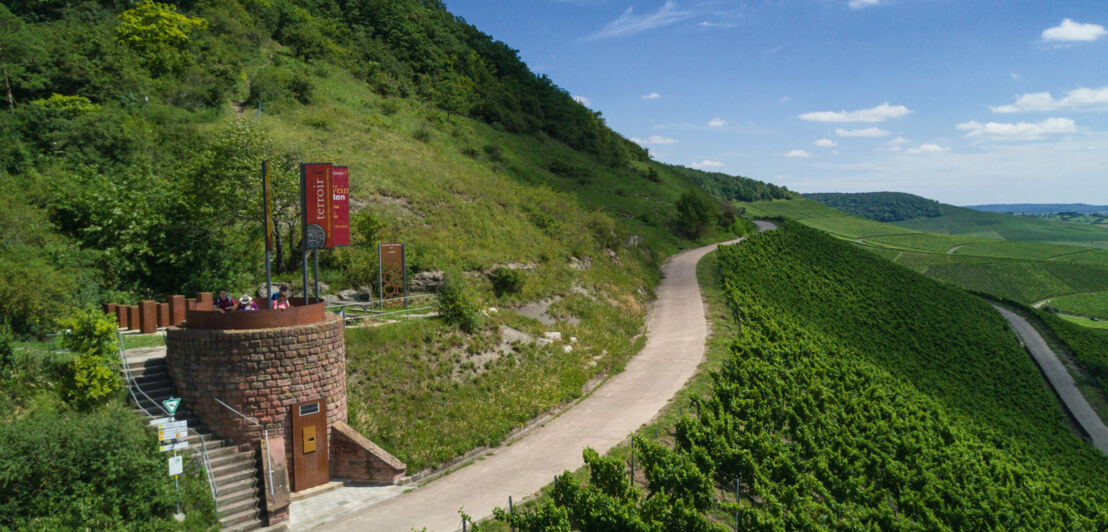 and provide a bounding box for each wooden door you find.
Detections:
[291,398,329,491]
